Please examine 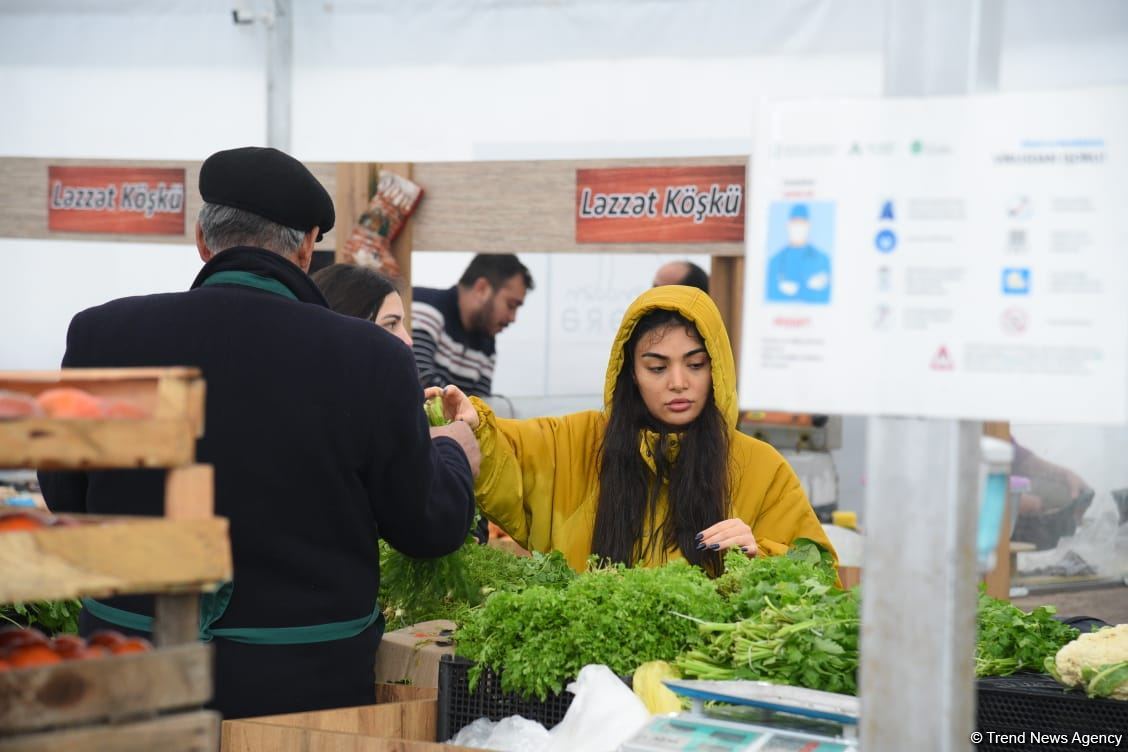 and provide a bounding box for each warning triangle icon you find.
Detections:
[930,346,954,371]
